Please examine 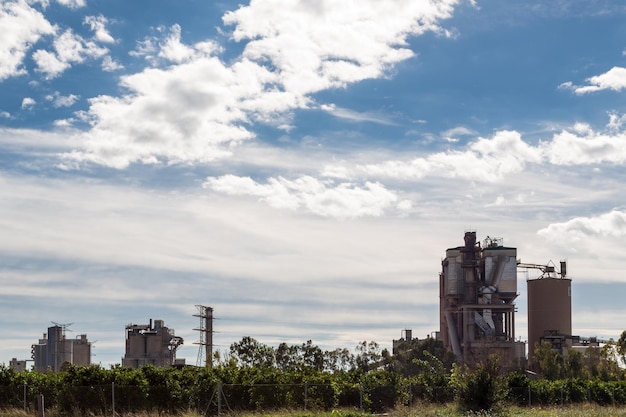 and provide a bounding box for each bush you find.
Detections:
[450,356,507,413]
